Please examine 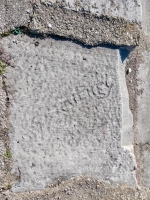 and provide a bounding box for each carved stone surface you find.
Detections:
[1,34,136,192]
